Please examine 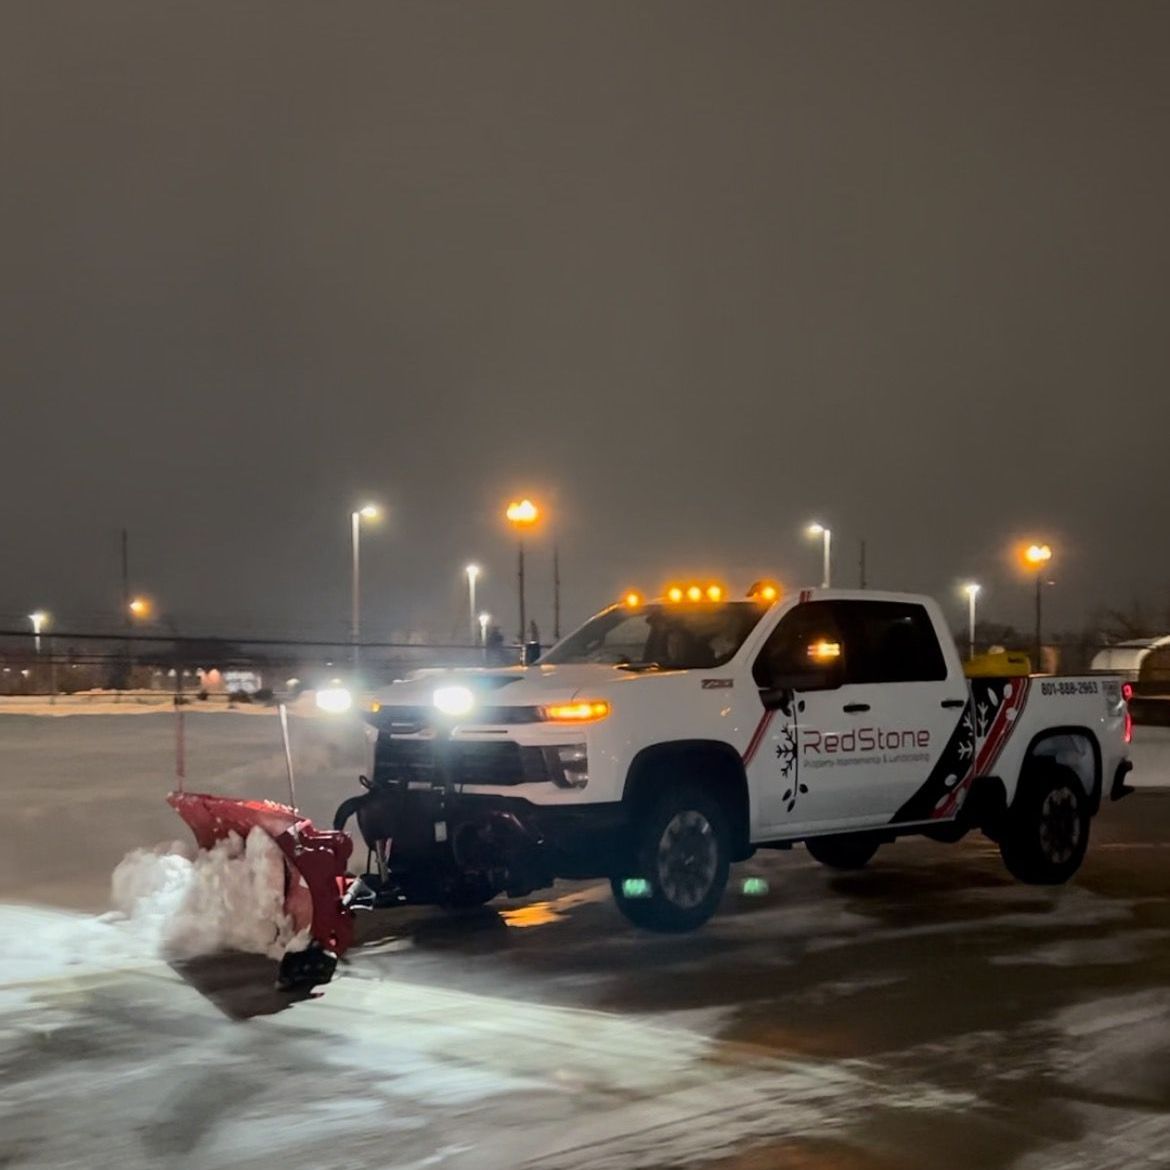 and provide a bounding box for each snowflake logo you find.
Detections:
[775,723,807,814]
[775,726,797,778]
